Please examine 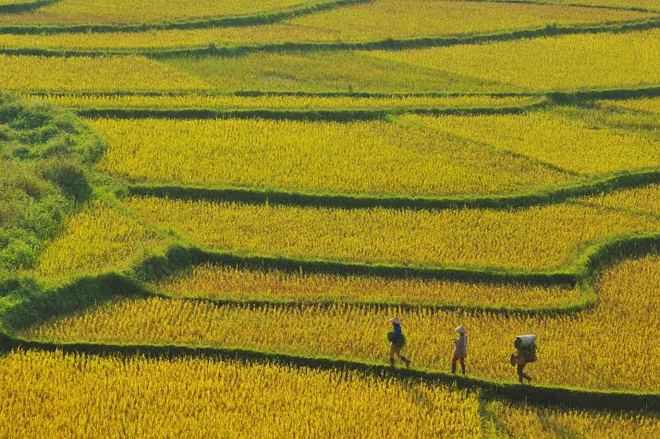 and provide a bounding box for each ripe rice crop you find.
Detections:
[91,118,575,197]
[155,263,581,308]
[556,102,660,135]
[407,108,660,175]
[124,197,658,270]
[0,350,483,437]
[0,23,338,50]
[0,0,314,25]
[288,0,651,39]
[543,0,660,12]
[579,185,660,217]
[0,0,649,49]
[24,255,660,391]
[367,29,660,92]
[599,97,660,114]
[36,93,536,110]
[0,55,209,92]
[33,202,170,282]
[484,400,660,438]
[162,51,509,93]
